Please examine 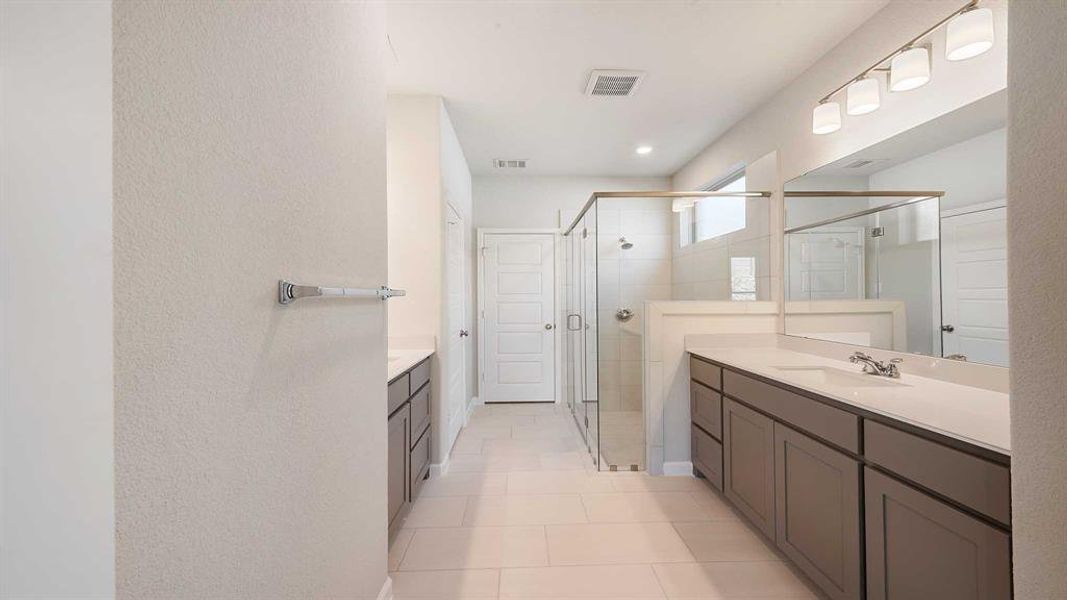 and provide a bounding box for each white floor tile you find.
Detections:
[546,522,694,565]
[400,526,549,571]
[390,568,500,598]
[651,562,817,598]
[499,565,666,598]
[464,494,589,526]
